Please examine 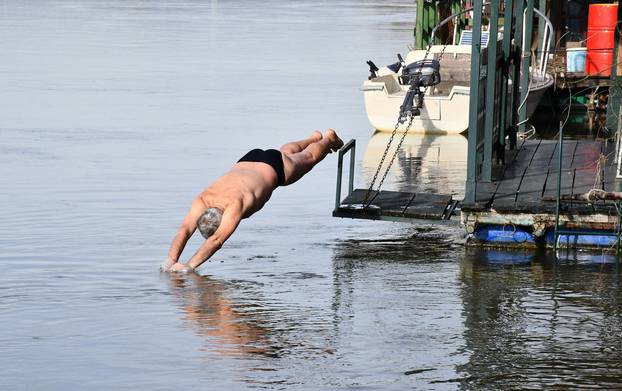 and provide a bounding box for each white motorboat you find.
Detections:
[362,9,554,135]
